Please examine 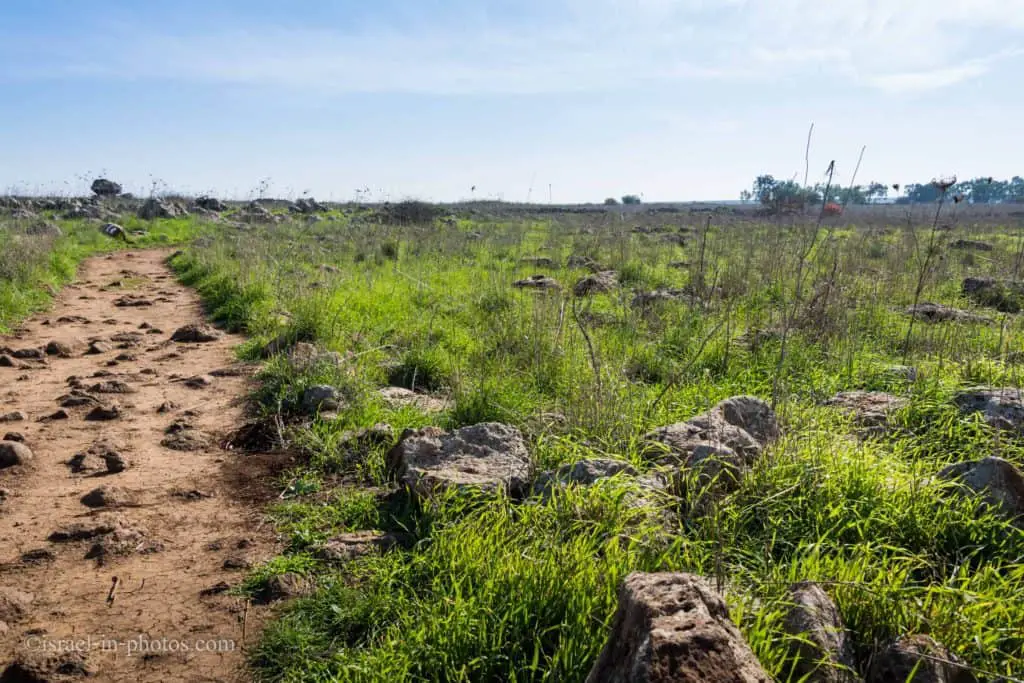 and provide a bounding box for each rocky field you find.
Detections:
[1,185,1022,682]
